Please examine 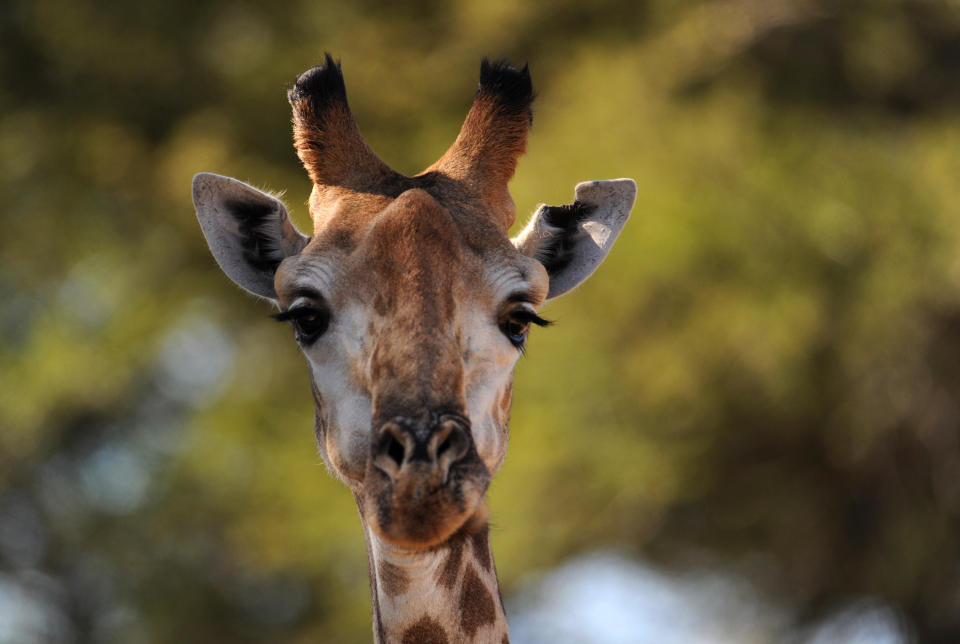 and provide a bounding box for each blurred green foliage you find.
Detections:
[3,0,960,641]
